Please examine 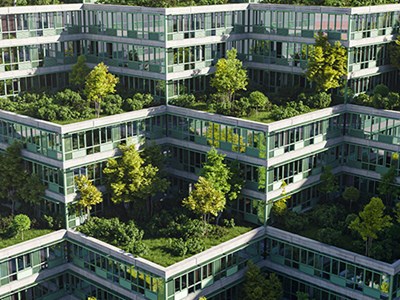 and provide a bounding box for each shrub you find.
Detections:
[102,94,124,115]
[317,227,342,246]
[283,211,309,233]
[249,91,270,111]
[373,84,390,97]
[12,214,31,240]
[310,92,332,109]
[223,218,236,228]
[0,216,13,234]
[78,217,147,256]
[231,97,251,117]
[169,94,196,108]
